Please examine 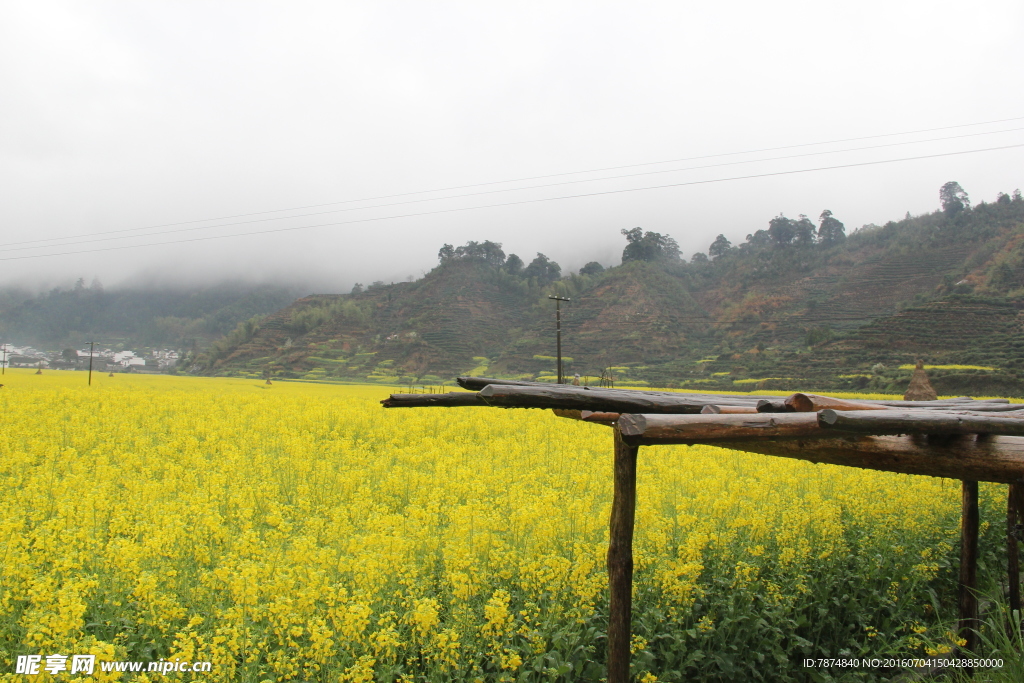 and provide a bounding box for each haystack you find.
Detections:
[904,360,937,401]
